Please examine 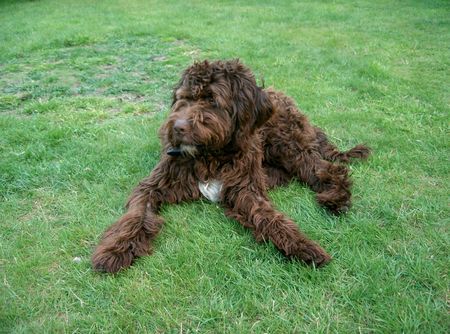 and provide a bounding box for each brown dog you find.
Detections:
[92,59,370,273]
